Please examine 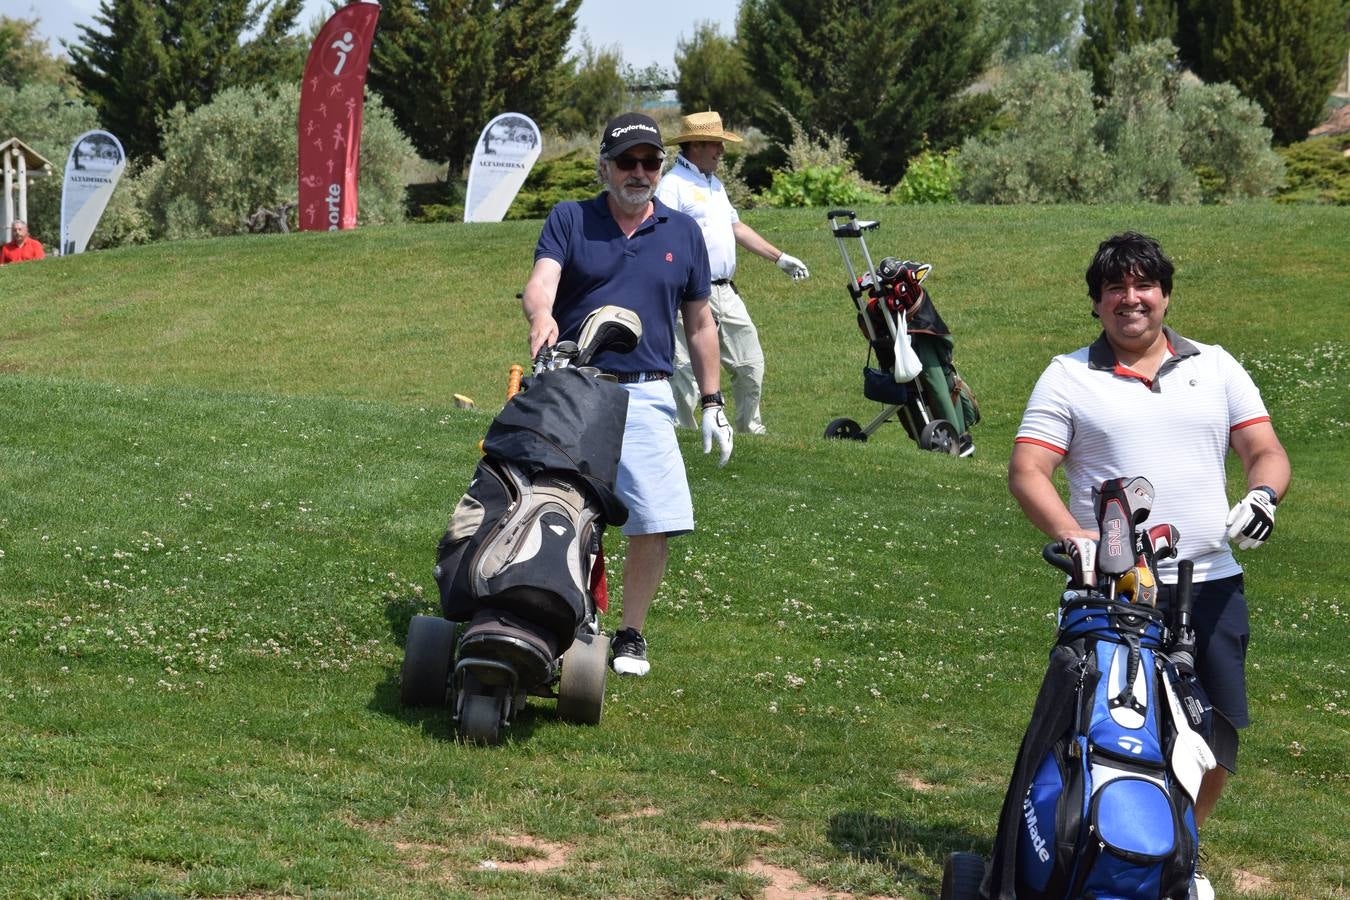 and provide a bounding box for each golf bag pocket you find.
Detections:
[435,458,602,652]
[863,366,913,405]
[1076,773,1182,898]
[1017,745,1083,898]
